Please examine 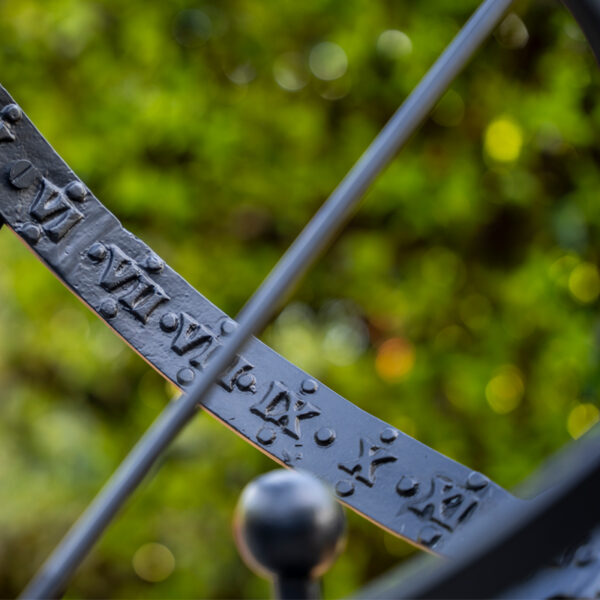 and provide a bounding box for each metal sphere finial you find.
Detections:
[234,469,346,599]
